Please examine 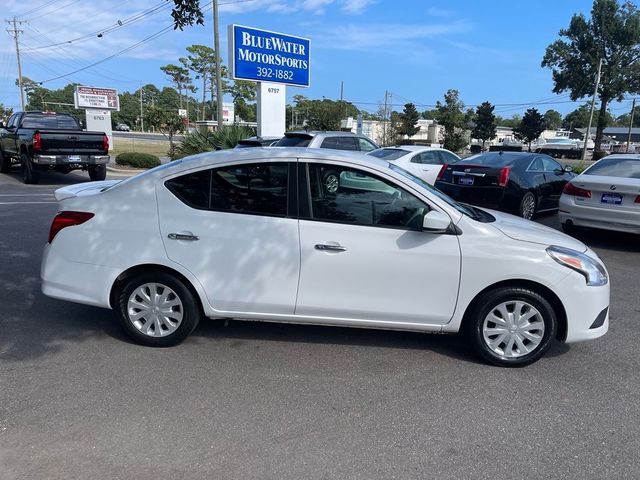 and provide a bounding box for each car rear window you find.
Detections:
[459,153,520,167]
[275,135,311,147]
[21,114,80,130]
[369,148,410,161]
[584,157,640,178]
